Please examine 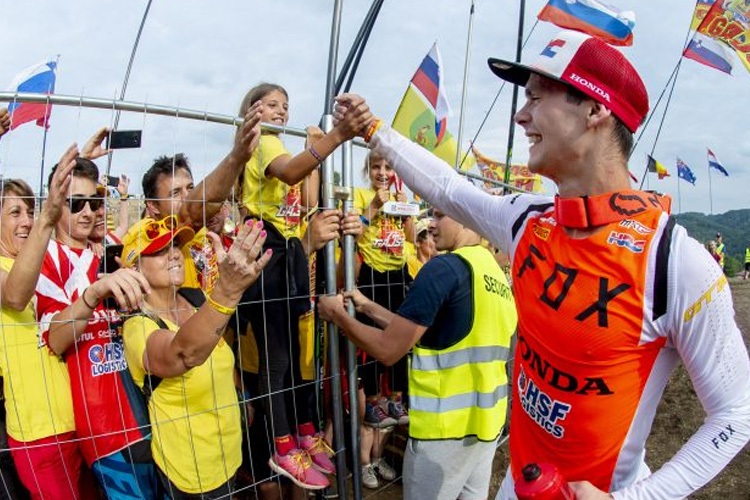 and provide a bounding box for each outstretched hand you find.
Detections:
[233,101,263,163]
[333,94,376,140]
[210,218,272,299]
[81,127,112,160]
[41,144,78,227]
